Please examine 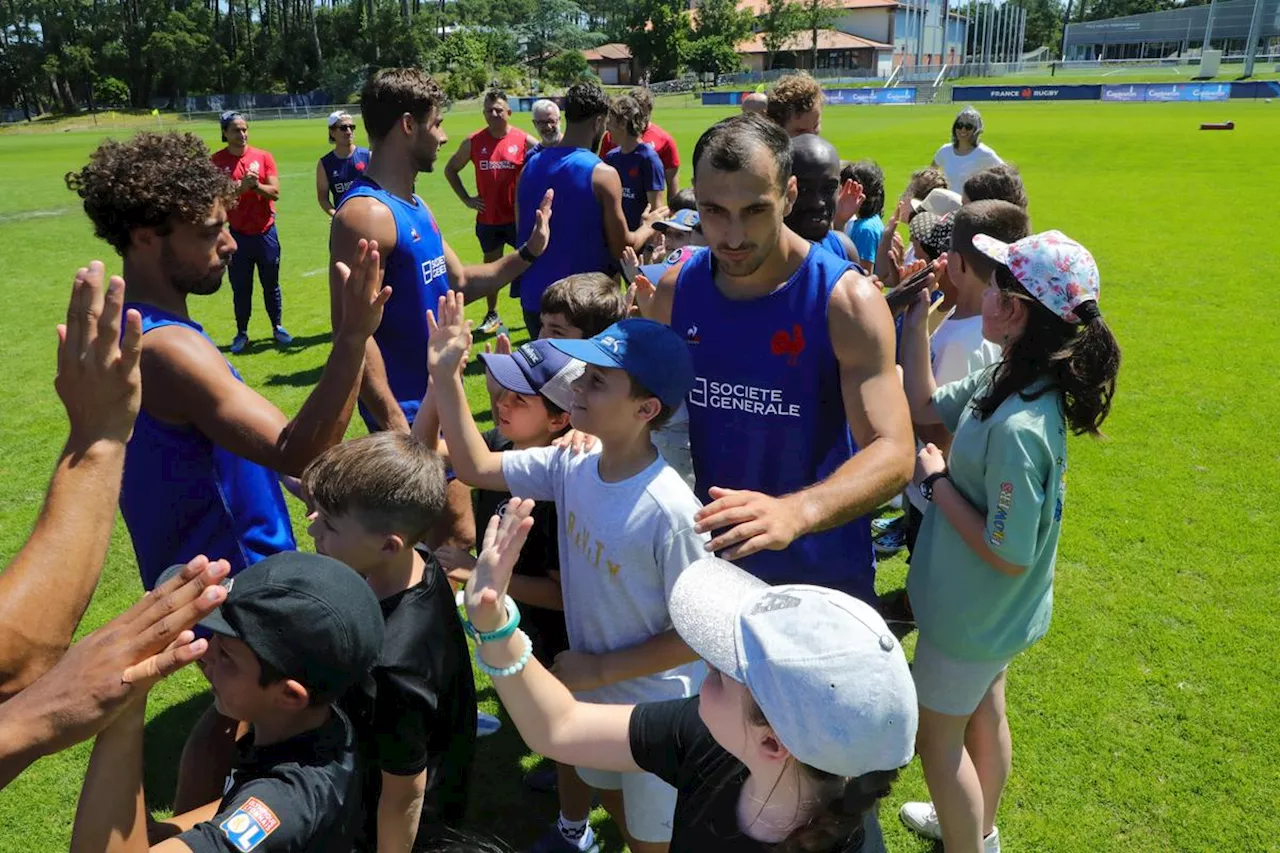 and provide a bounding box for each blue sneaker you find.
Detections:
[273,325,293,345]
[229,332,249,354]
[476,712,501,737]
